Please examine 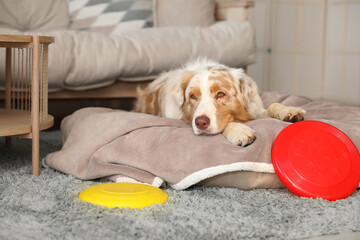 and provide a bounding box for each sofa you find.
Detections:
[0,0,255,101]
